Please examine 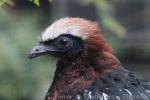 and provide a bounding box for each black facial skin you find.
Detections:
[28,34,84,59]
